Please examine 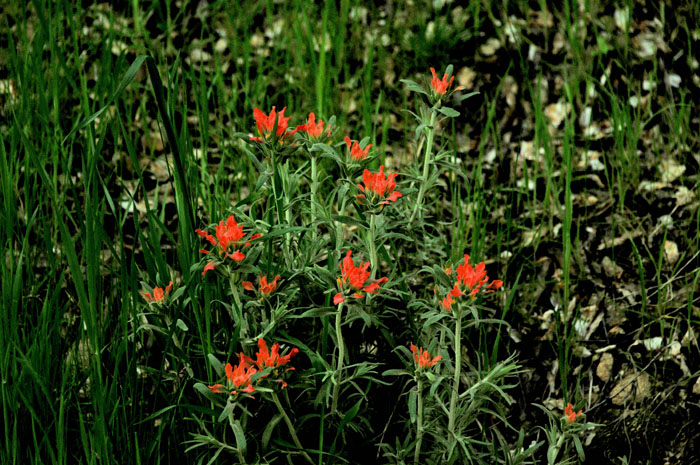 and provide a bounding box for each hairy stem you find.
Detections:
[229,273,246,339]
[448,308,462,434]
[368,213,378,280]
[271,392,315,465]
[310,154,319,240]
[331,301,345,414]
[414,376,424,464]
[409,109,437,224]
